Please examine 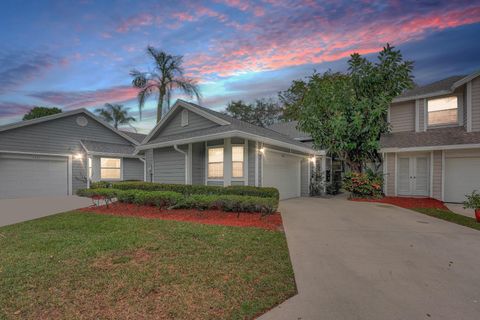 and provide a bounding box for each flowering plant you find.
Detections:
[343,169,383,198]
